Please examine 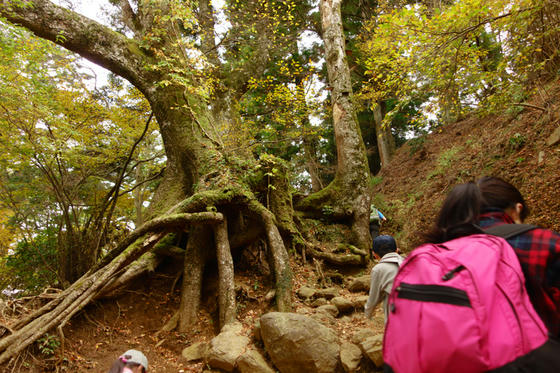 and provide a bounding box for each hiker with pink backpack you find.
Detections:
[383,181,560,372]
[477,176,560,338]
